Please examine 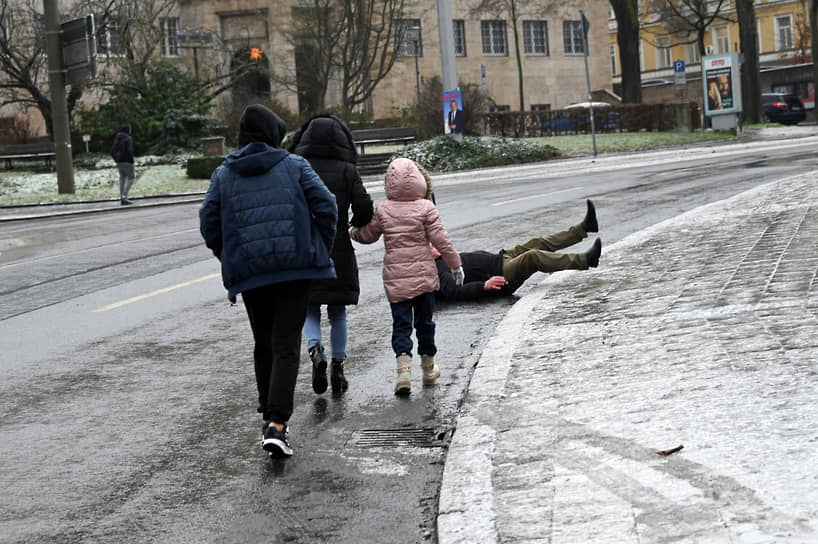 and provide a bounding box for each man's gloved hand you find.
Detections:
[484,276,506,291]
[451,266,465,286]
